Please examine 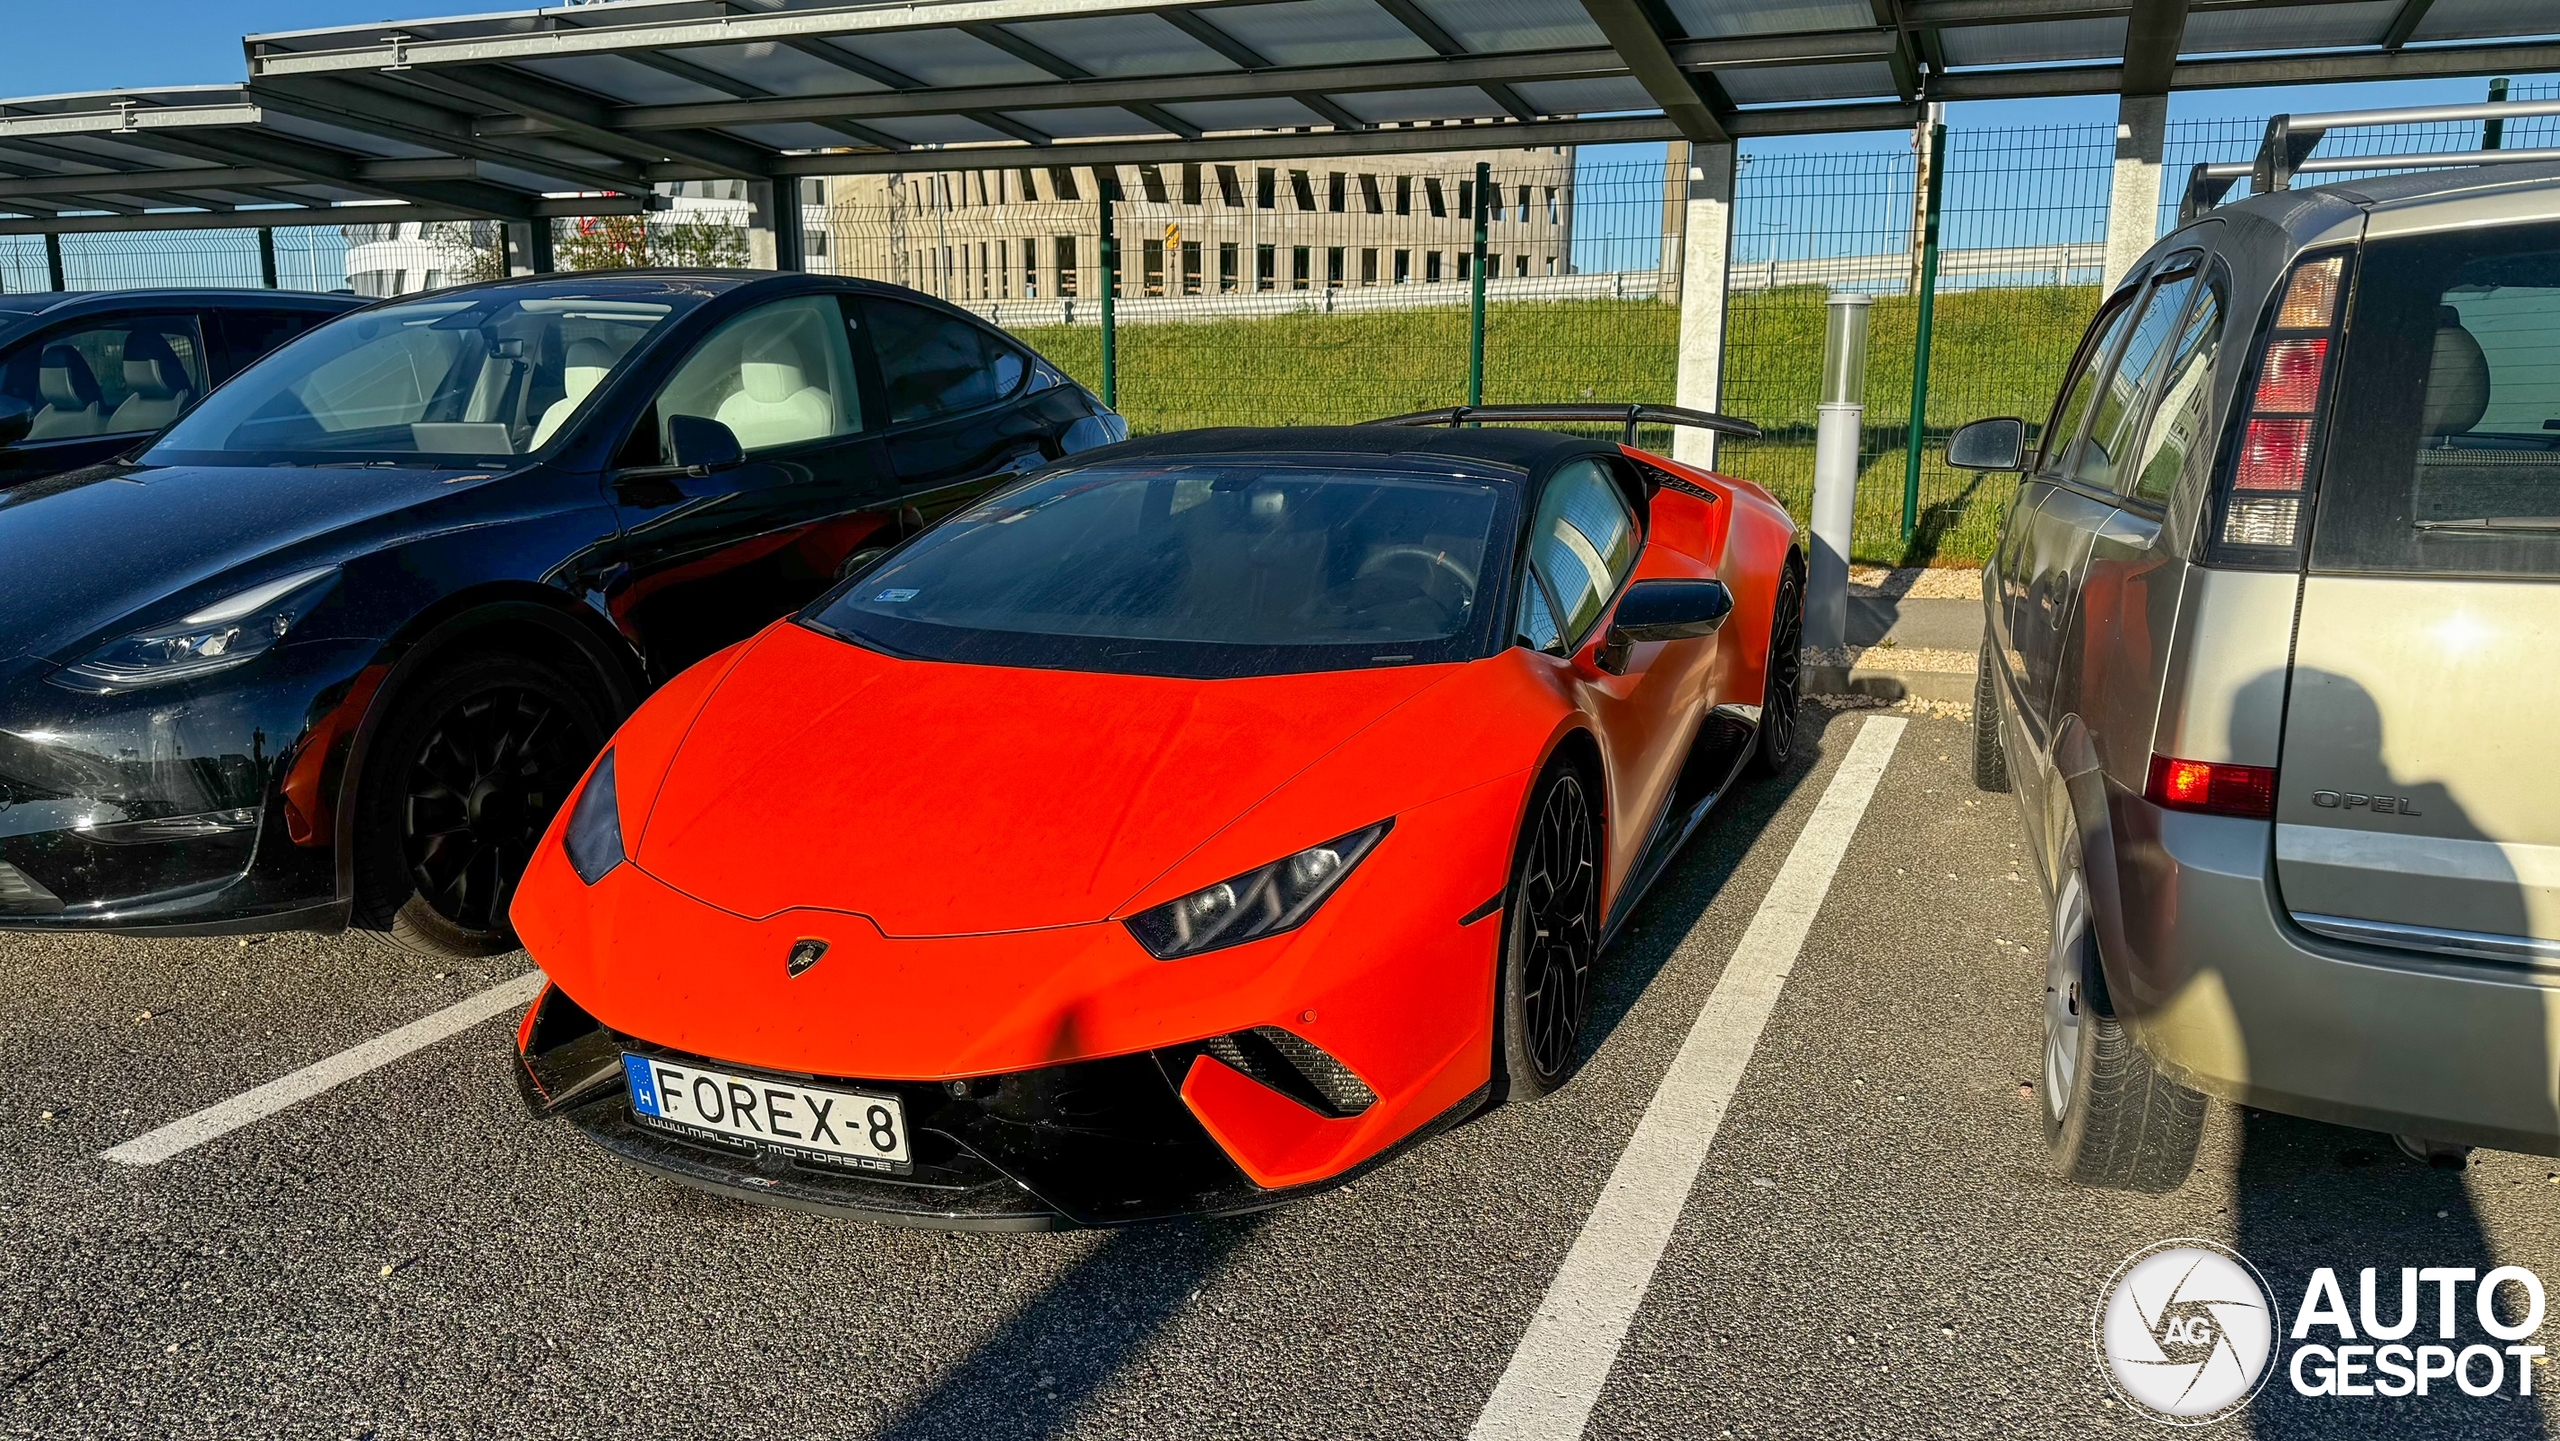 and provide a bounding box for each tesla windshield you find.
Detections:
[145,287,704,466]
[806,462,1512,676]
